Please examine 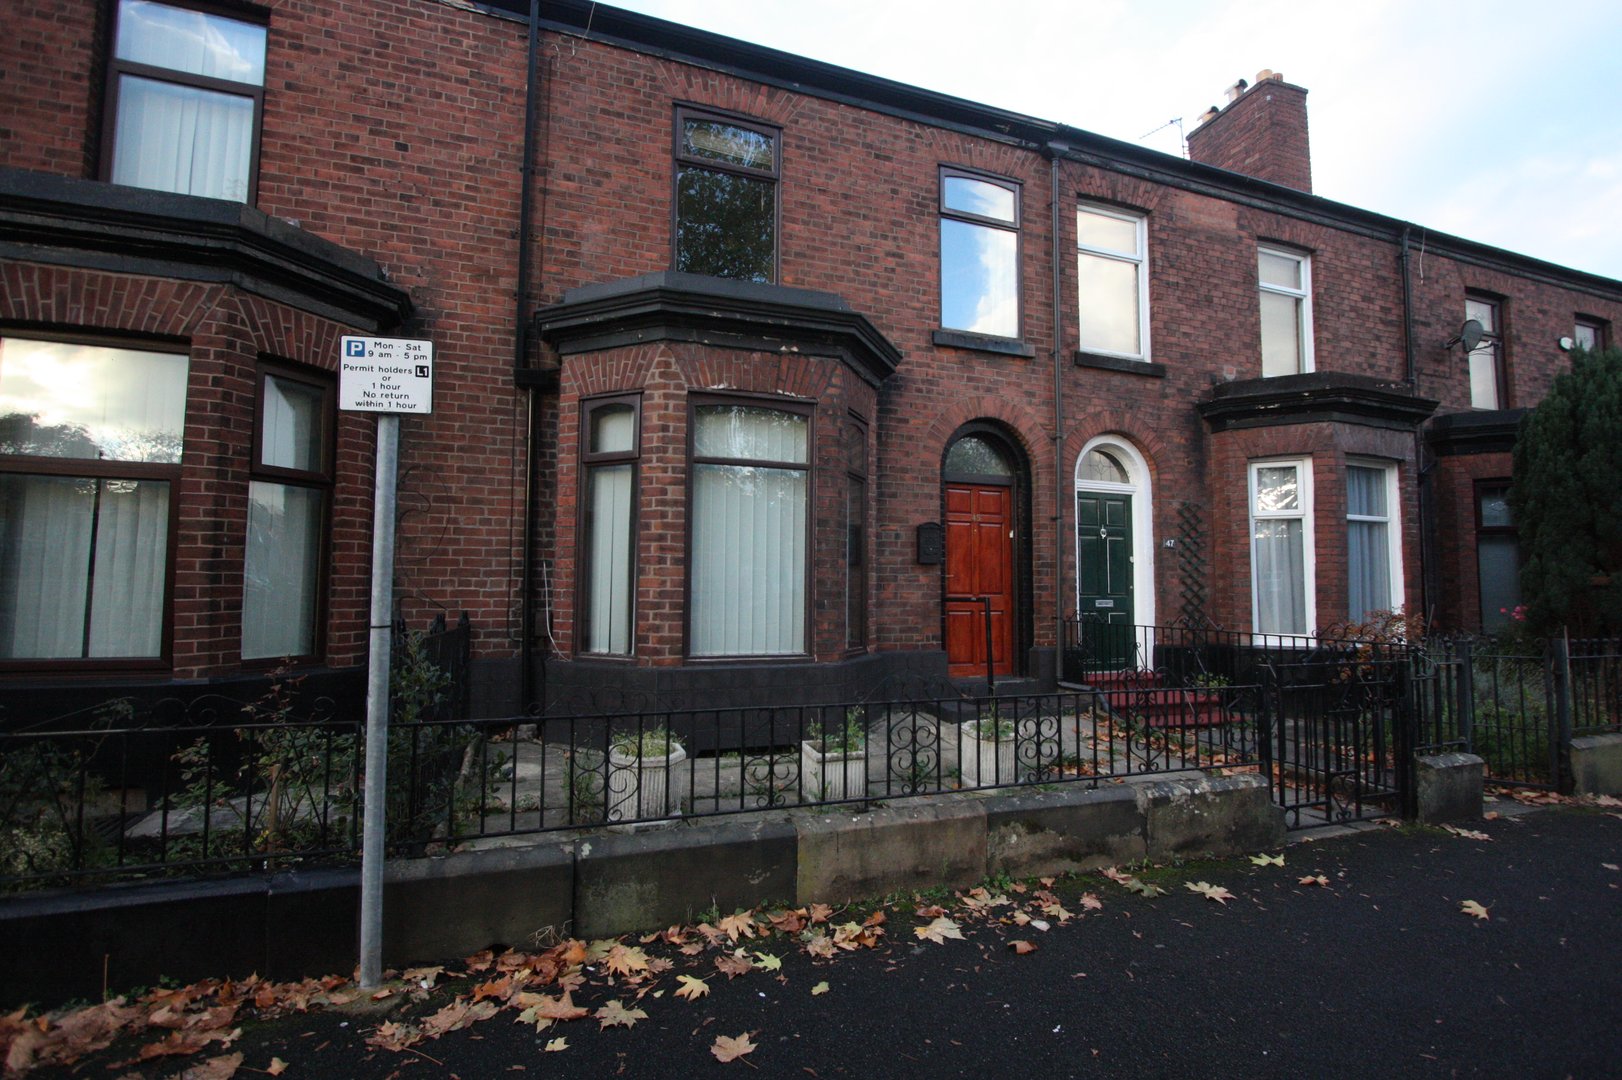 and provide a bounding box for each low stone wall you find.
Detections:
[1568,733,1622,796]
[0,774,1283,1006]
